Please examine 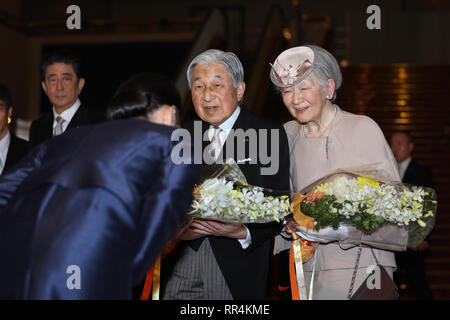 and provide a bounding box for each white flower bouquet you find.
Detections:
[189,160,291,224]
[287,164,437,251]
